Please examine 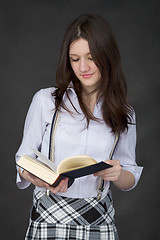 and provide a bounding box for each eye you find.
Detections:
[88,56,93,61]
[70,58,79,62]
